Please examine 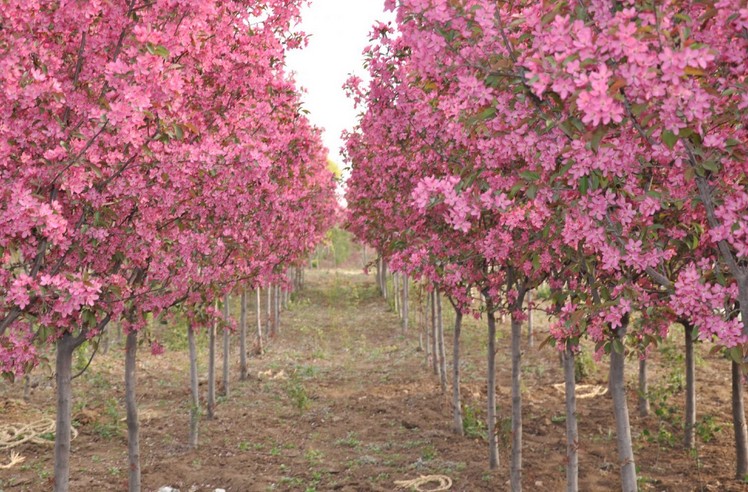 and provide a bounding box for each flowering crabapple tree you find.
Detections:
[0,1,337,491]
